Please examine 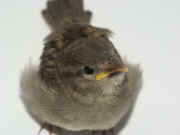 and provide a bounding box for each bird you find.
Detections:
[20,0,143,135]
